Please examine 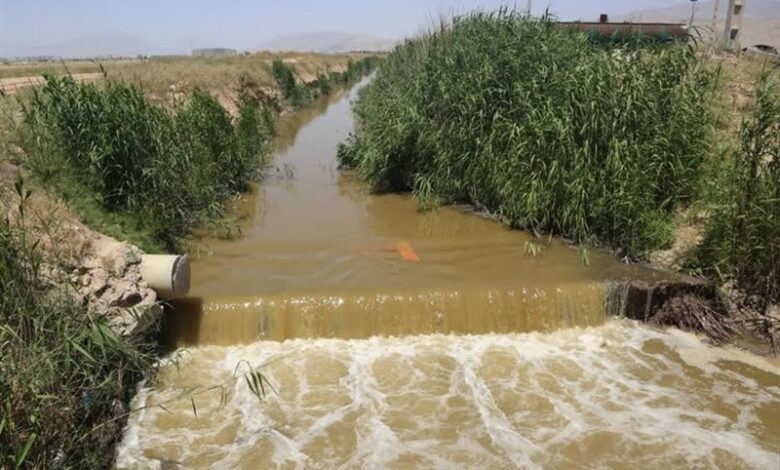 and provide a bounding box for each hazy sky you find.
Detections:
[1,0,700,57]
